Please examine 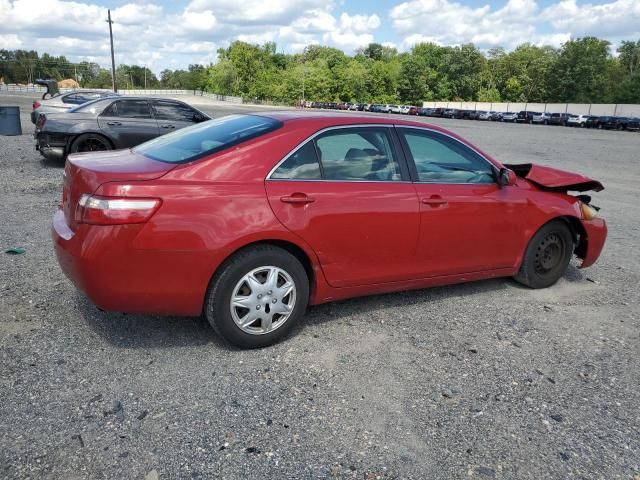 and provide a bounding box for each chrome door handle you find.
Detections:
[160,124,175,129]
[280,194,315,204]
[106,121,122,126]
